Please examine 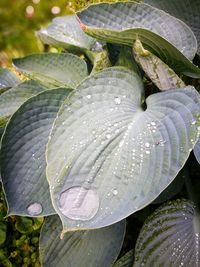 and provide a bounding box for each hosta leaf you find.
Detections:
[113,250,134,267]
[0,88,71,216]
[0,80,47,124]
[37,15,96,51]
[144,0,200,54]
[46,67,200,231]
[39,215,125,267]
[133,39,185,90]
[77,2,200,78]
[194,138,200,164]
[0,68,21,90]
[13,53,88,88]
[134,199,200,267]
